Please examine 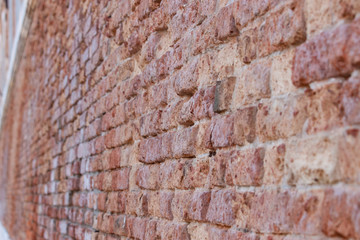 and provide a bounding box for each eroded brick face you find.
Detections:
[0,0,359,239]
